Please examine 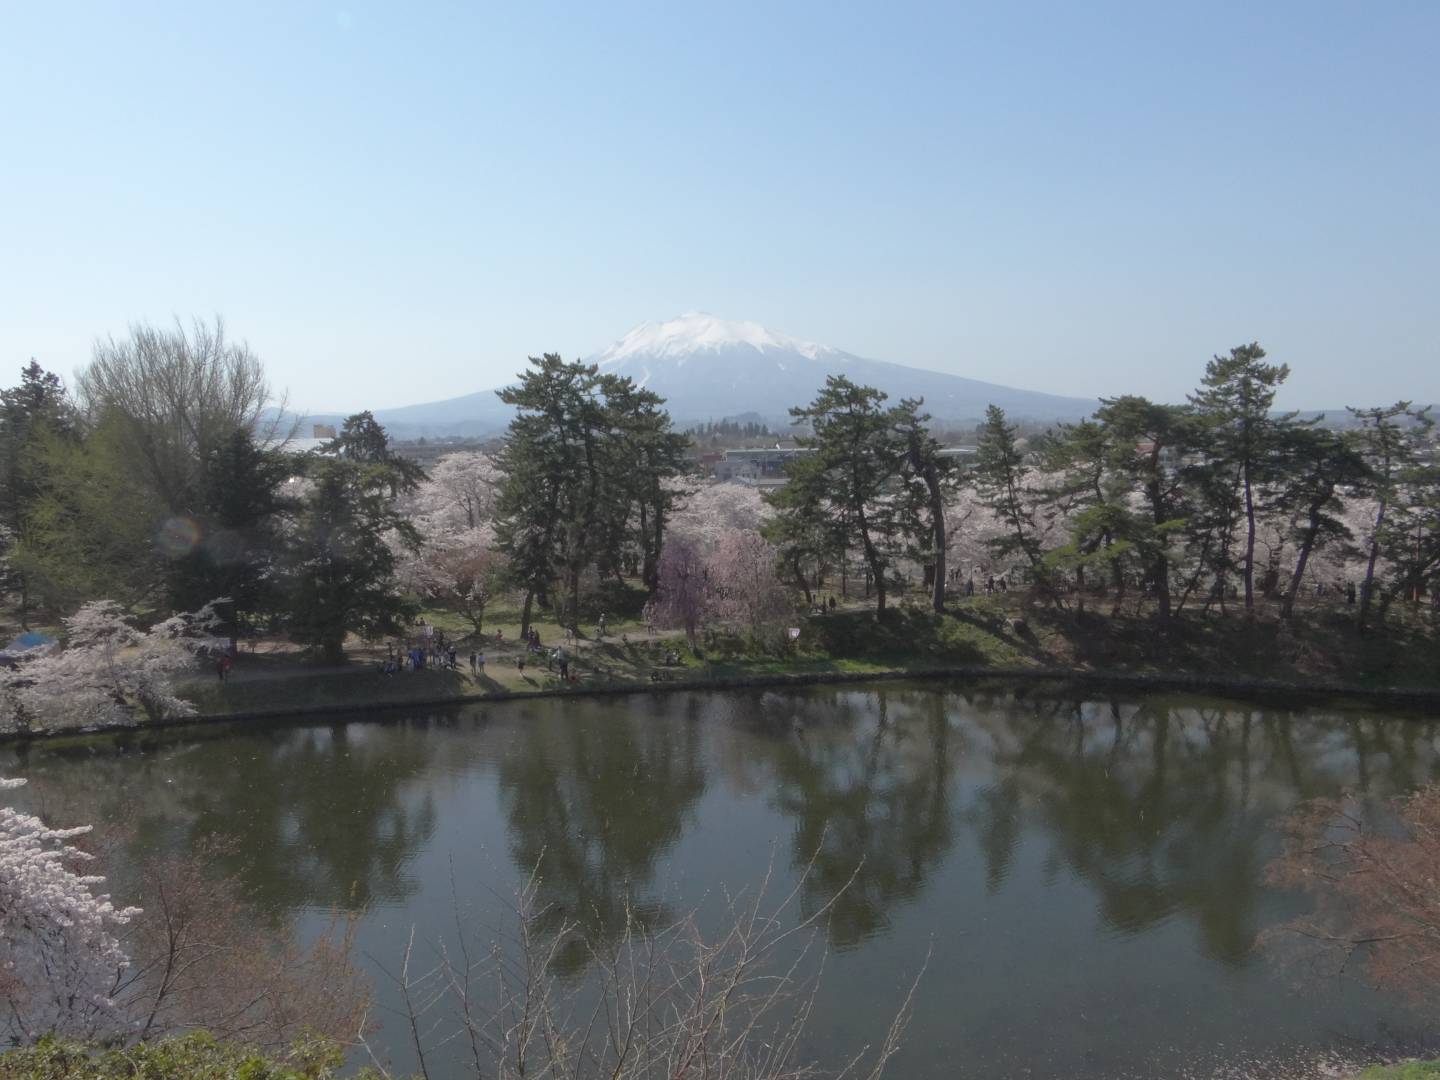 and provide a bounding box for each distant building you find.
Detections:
[714,444,978,486]
[714,447,814,482]
[938,446,978,466]
[312,423,337,439]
